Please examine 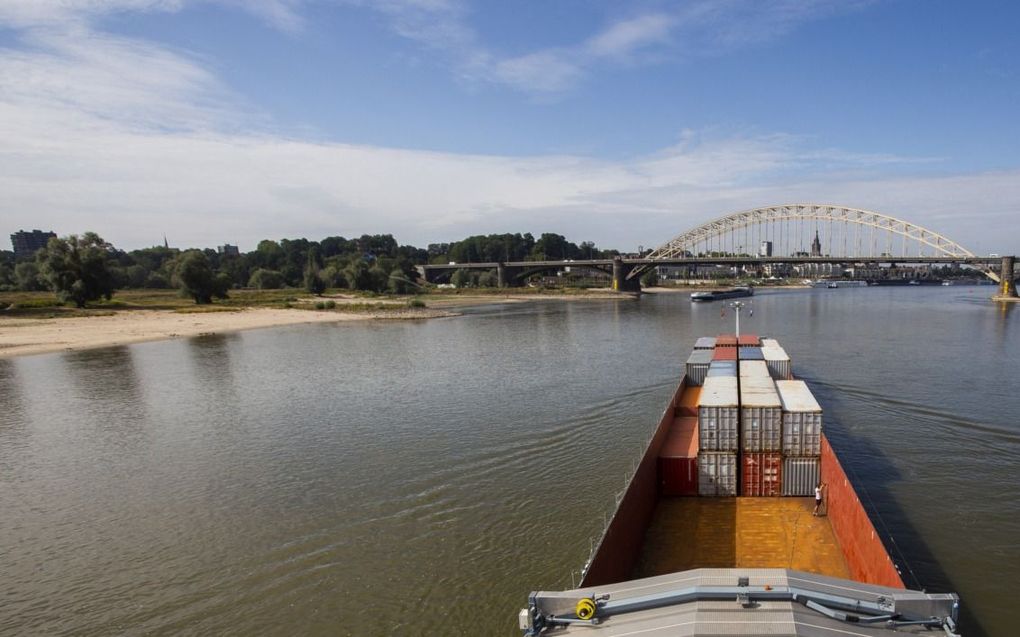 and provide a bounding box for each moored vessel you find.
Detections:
[518,334,960,636]
[690,286,754,302]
